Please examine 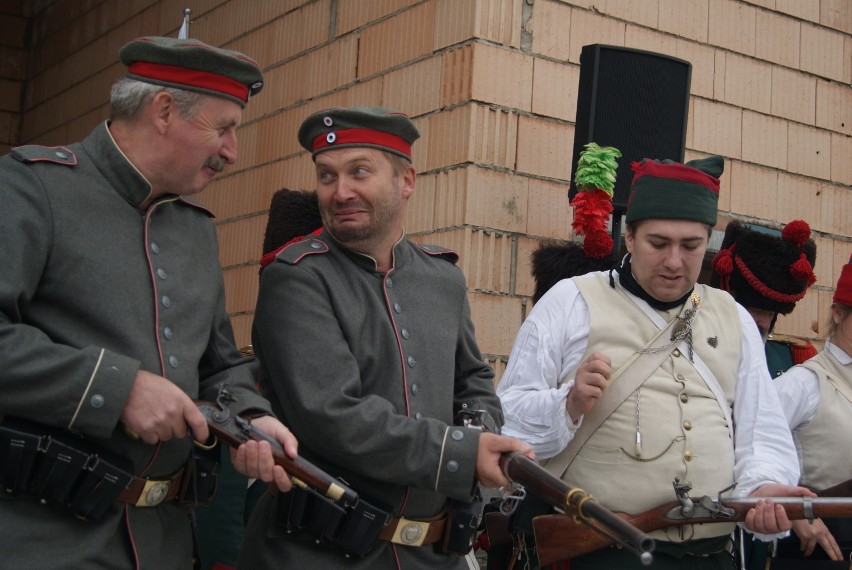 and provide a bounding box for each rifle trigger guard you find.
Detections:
[497,486,526,516]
